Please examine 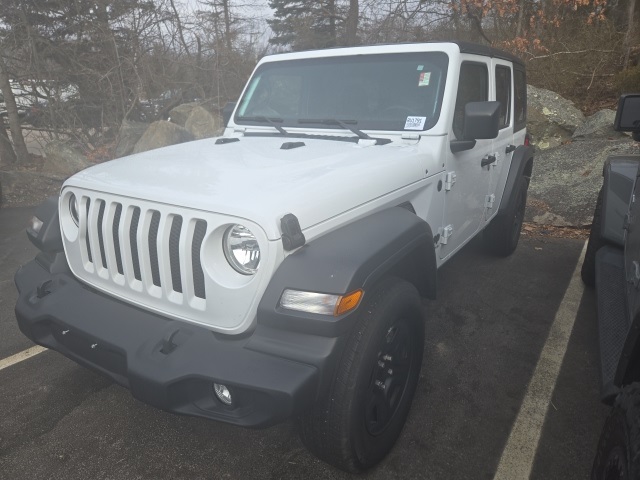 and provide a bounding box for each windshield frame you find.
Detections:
[234,51,449,133]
